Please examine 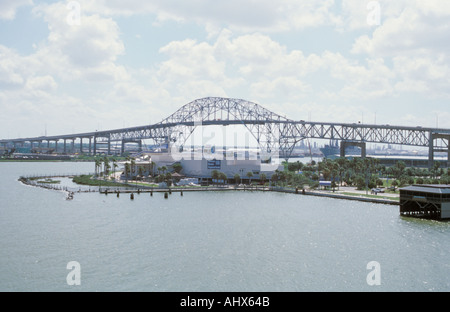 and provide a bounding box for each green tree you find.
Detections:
[103,156,110,180]
[124,162,130,183]
[130,158,136,179]
[211,170,219,185]
[234,173,241,185]
[112,157,118,180]
[219,172,227,185]
[391,180,399,191]
[355,175,366,190]
[376,178,384,187]
[94,158,102,177]
[271,173,279,185]
[165,172,172,186]
[172,163,183,174]
[246,171,253,185]
[138,166,144,179]
[151,161,156,177]
[260,173,267,185]
[432,161,441,179]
